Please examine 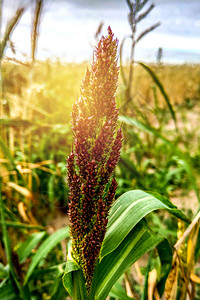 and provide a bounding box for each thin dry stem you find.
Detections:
[135,22,161,44]
[0,7,24,59]
[174,210,200,250]
[31,0,43,62]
